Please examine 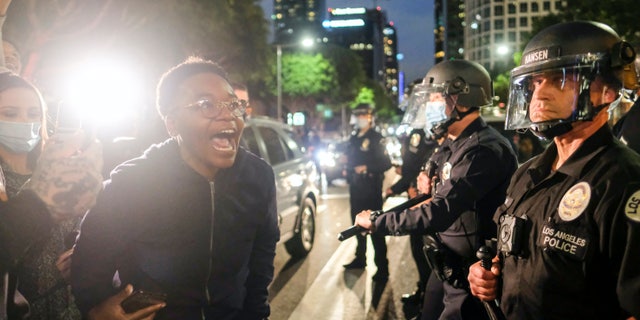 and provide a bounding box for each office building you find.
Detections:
[434,0,465,64]
[324,7,388,86]
[464,0,565,71]
[273,0,326,44]
[382,23,399,102]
